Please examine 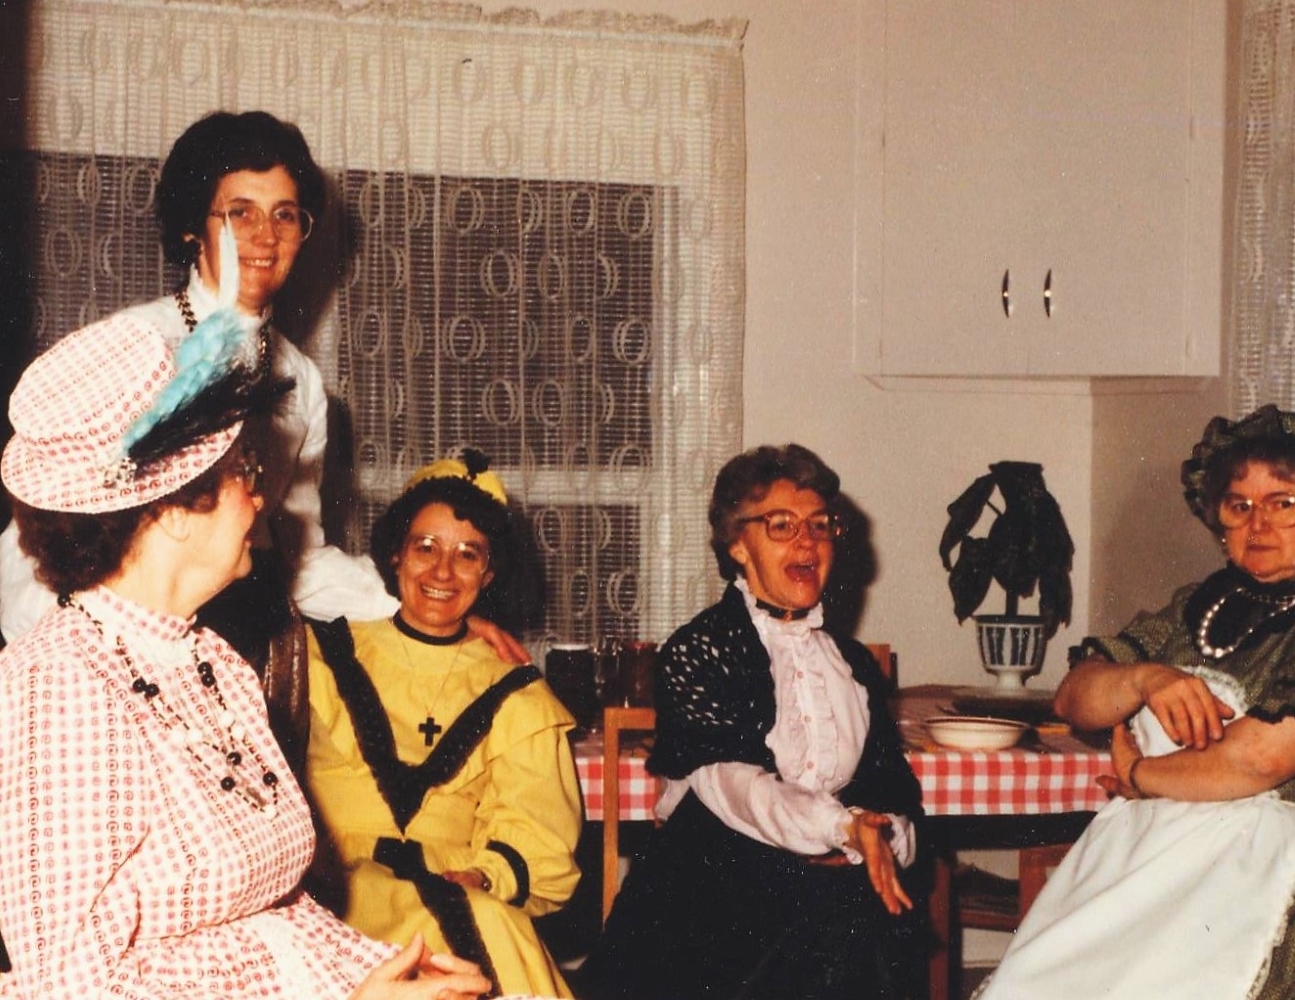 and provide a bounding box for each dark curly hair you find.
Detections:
[370,460,533,631]
[708,443,841,581]
[156,111,326,269]
[12,444,243,596]
[1182,405,1295,531]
